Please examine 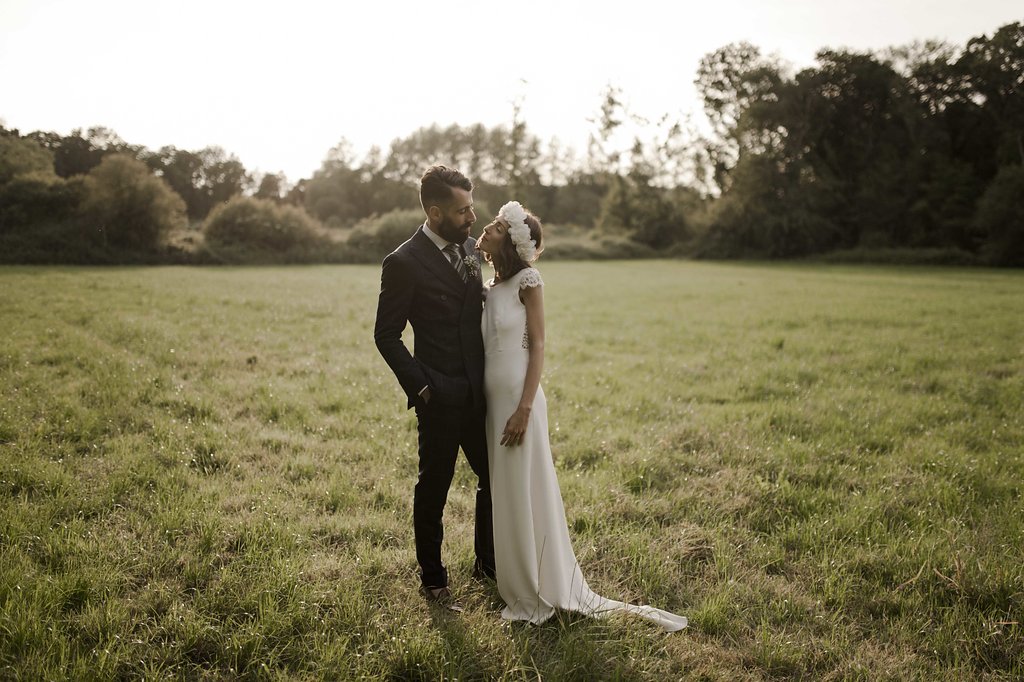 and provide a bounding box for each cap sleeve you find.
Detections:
[518,267,543,290]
